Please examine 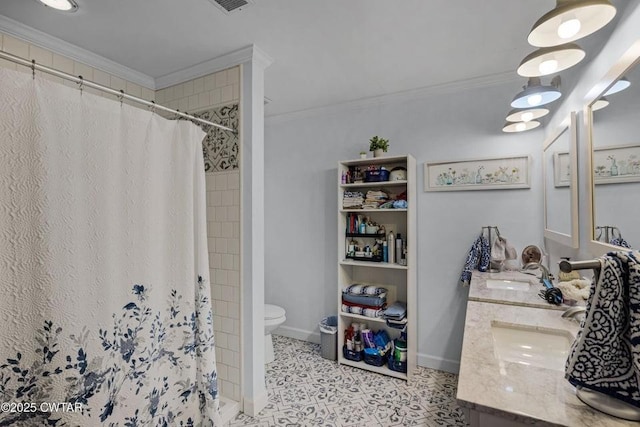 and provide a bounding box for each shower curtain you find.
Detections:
[0,68,221,426]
